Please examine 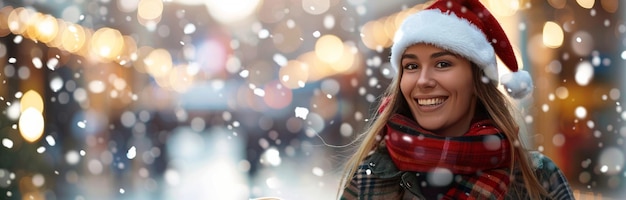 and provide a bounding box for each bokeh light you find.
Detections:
[61,23,87,53]
[20,90,43,113]
[543,21,564,48]
[597,147,624,175]
[0,7,13,37]
[360,19,390,50]
[575,106,588,119]
[486,0,520,17]
[576,0,595,9]
[272,22,303,53]
[600,0,618,13]
[547,0,566,9]
[279,60,309,89]
[18,107,45,143]
[31,14,58,43]
[315,35,344,63]
[263,80,293,109]
[205,0,262,24]
[302,0,331,15]
[575,61,594,86]
[169,65,196,93]
[137,0,164,21]
[7,7,30,35]
[117,0,140,13]
[143,48,173,78]
[571,31,594,56]
[257,0,287,24]
[90,27,124,60]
